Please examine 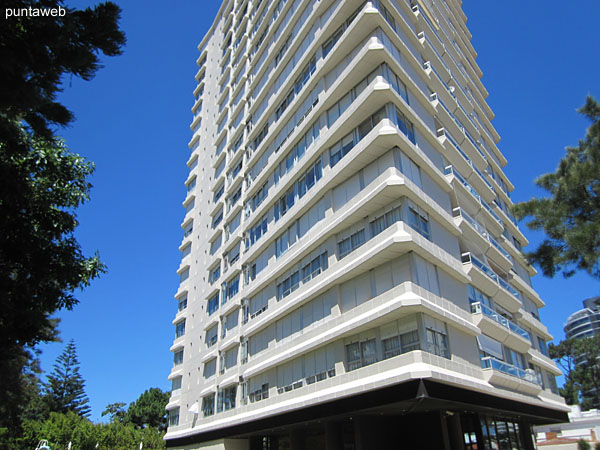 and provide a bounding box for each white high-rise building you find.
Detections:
[165,1,568,448]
